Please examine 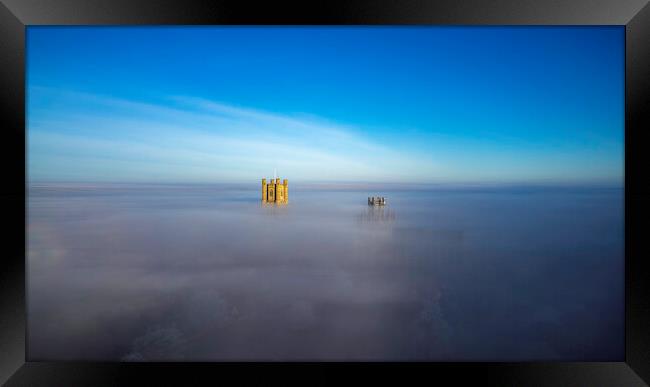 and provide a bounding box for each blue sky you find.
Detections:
[27,26,624,184]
